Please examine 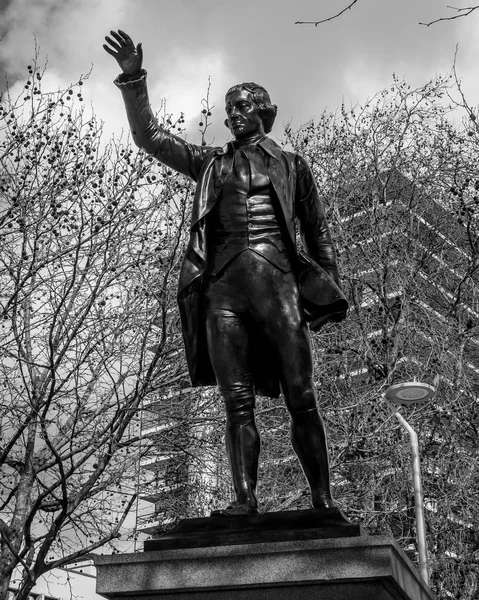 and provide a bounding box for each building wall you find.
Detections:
[8,563,103,600]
